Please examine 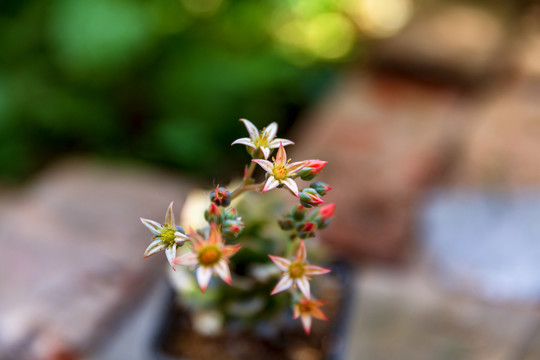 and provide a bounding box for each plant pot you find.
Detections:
[151,261,355,360]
